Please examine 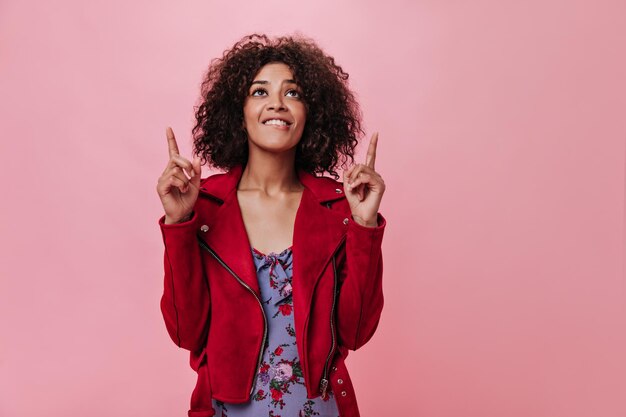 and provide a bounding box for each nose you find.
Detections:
[267,93,286,111]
